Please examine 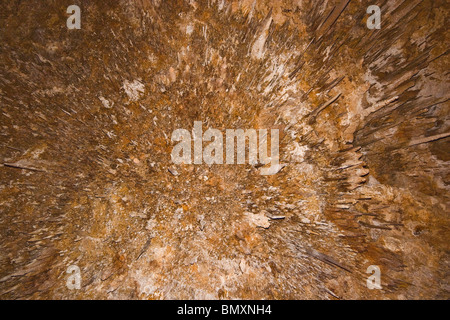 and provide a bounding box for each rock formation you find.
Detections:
[0,0,448,299]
